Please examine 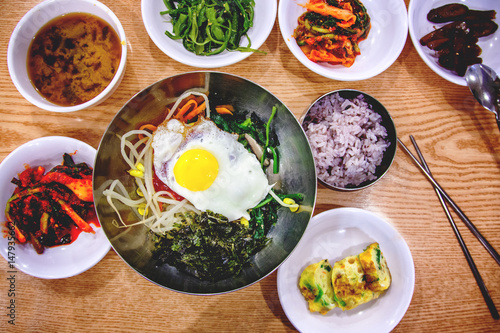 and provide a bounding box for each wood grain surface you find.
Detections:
[1,0,500,332]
